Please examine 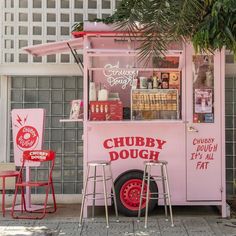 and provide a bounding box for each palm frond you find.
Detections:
[72,0,236,59]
